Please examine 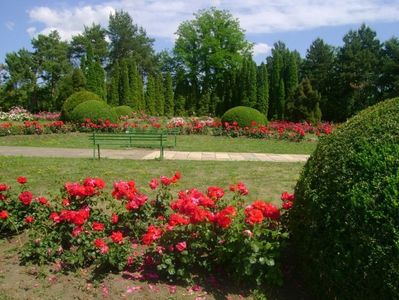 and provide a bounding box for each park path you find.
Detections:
[0,146,309,162]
